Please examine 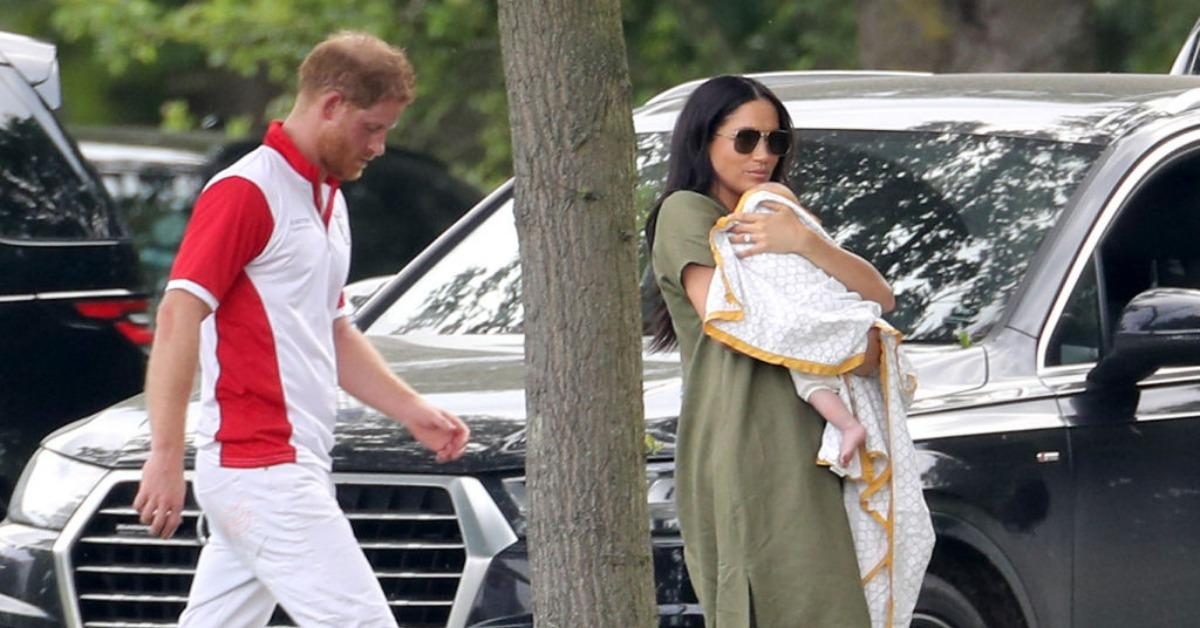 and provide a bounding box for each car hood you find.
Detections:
[43,335,984,472]
[42,334,684,473]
